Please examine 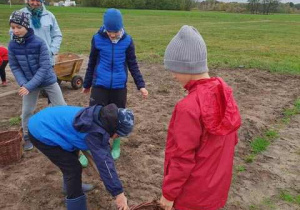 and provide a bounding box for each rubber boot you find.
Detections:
[111,138,121,160]
[62,178,94,195]
[23,134,33,151]
[66,194,87,210]
[79,152,88,168]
